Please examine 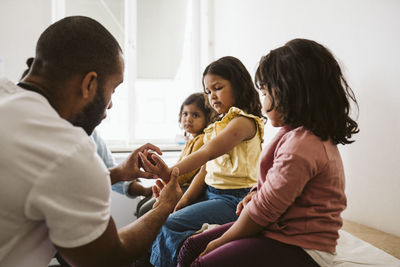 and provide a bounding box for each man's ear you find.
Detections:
[80,71,98,99]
